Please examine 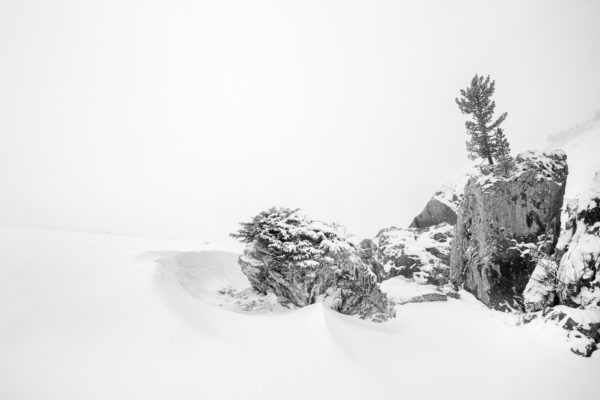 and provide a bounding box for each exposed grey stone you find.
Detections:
[363,223,453,286]
[410,198,458,229]
[410,185,462,229]
[396,292,448,305]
